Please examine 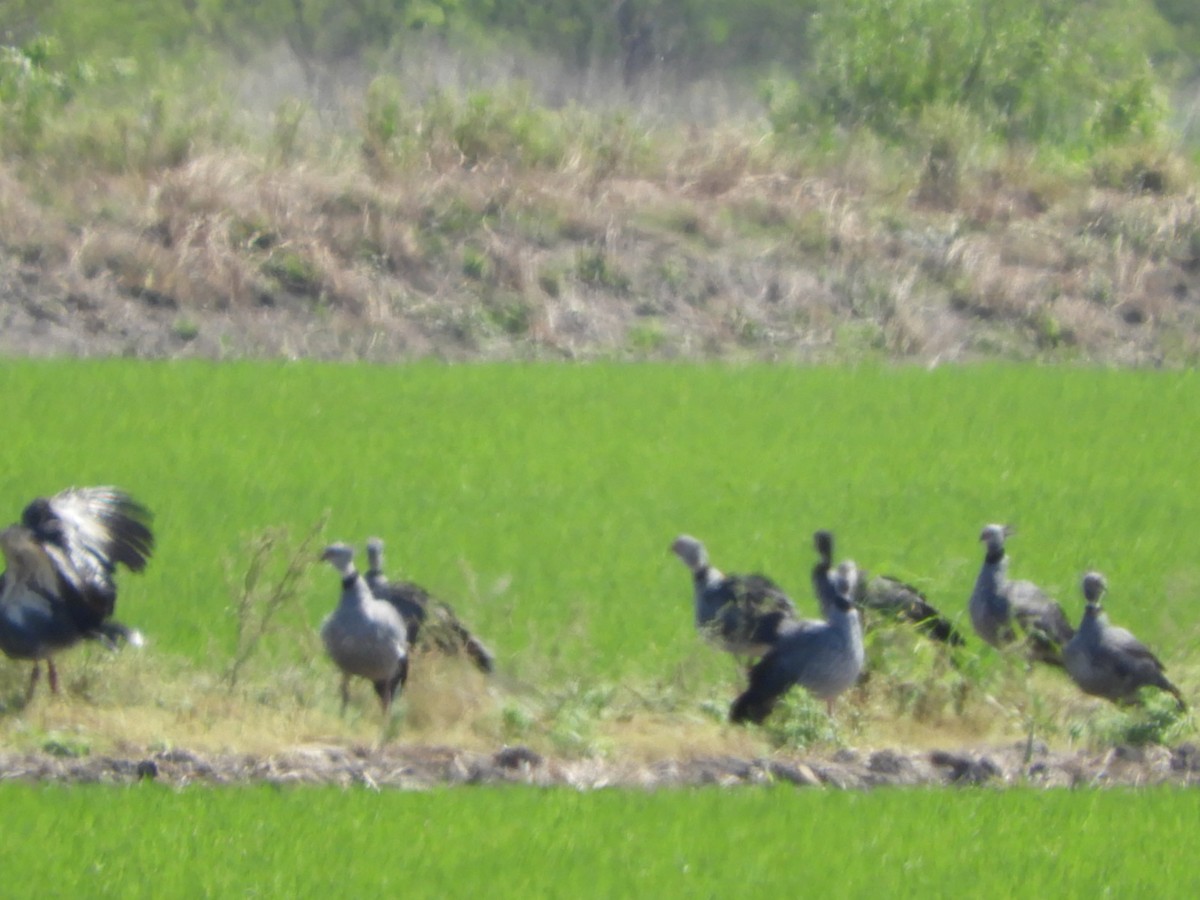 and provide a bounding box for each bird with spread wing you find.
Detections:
[0,486,154,698]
